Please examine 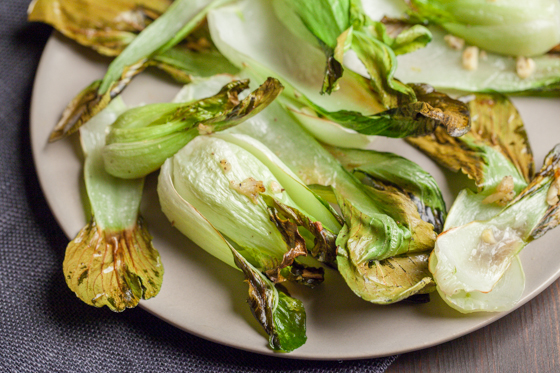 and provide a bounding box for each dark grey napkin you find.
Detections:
[0,1,396,372]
